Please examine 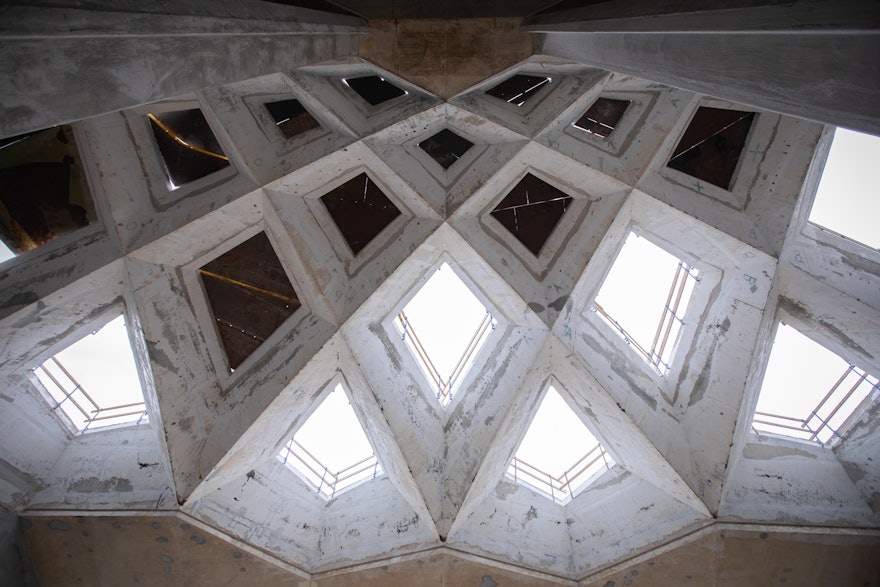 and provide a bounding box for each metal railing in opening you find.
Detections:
[752,363,879,445]
[507,443,613,505]
[397,309,494,405]
[592,260,699,376]
[34,356,148,433]
[279,438,381,499]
